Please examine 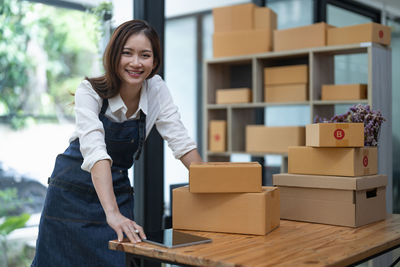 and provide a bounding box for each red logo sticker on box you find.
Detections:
[379,30,384,39]
[363,156,368,167]
[214,134,220,141]
[334,129,345,140]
